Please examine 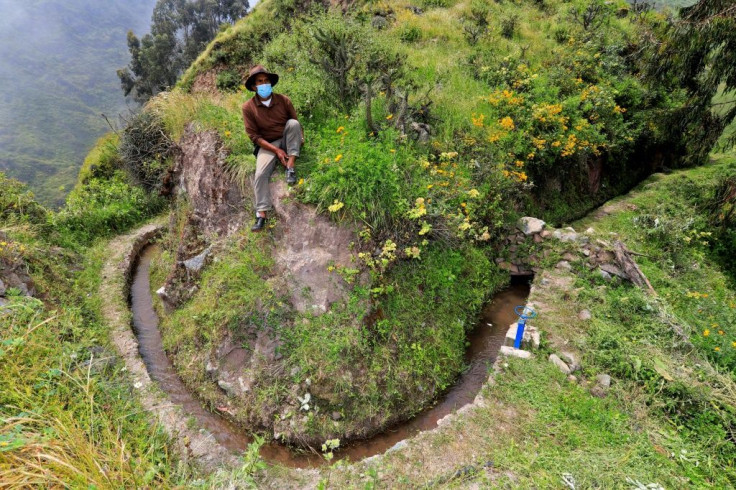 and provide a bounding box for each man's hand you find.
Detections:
[274,148,288,165]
